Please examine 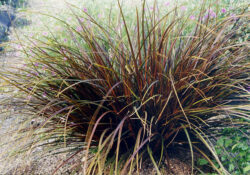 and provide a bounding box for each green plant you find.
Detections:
[198,126,250,175]
[1,0,249,174]
[217,128,250,174]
